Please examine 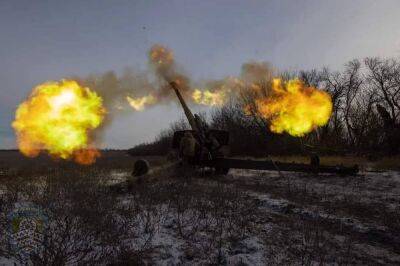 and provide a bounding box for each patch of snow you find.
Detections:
[0,257,19,266]
[227,236,266,265]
